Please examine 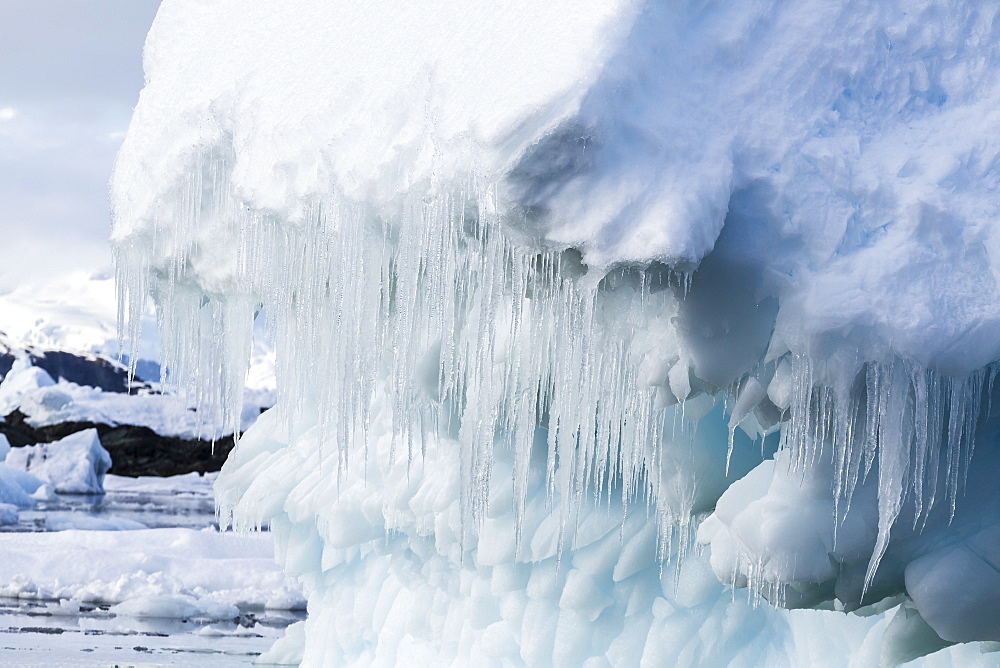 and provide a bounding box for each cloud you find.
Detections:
[0,1,160,292]
[0,3,160,106]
